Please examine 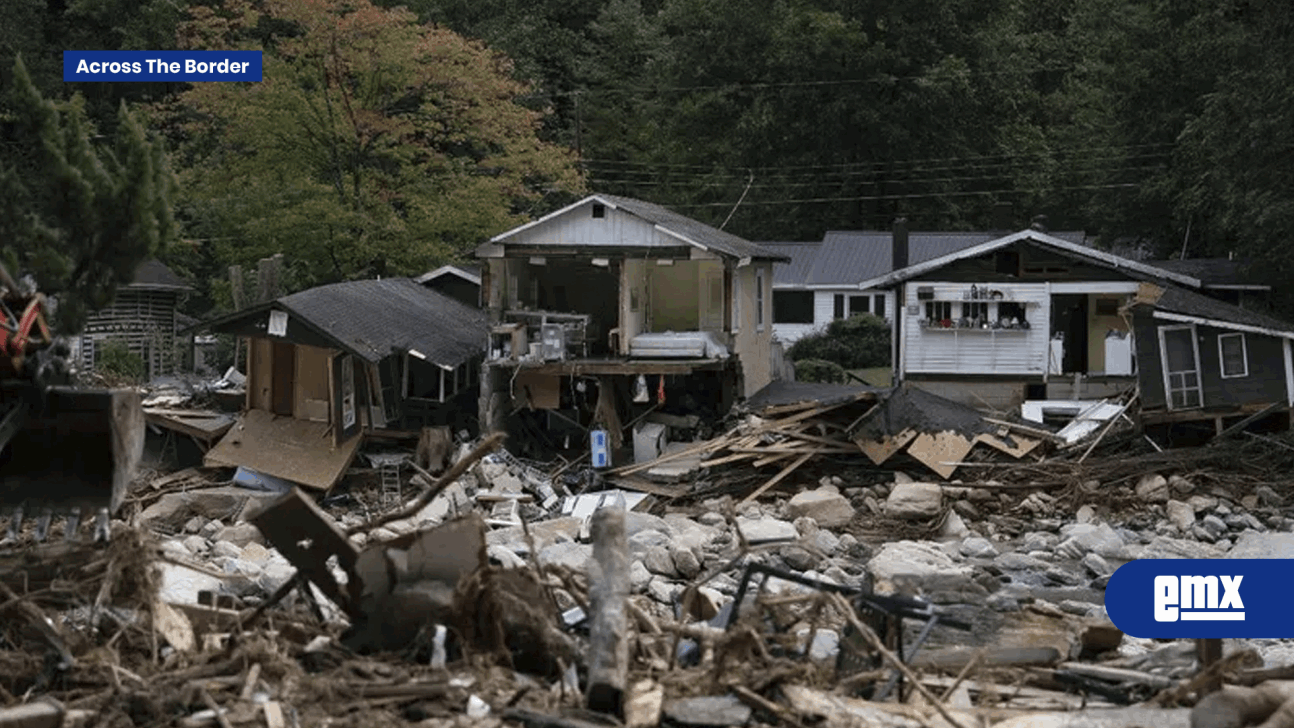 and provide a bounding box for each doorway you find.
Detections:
[1050,294,1088,375]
